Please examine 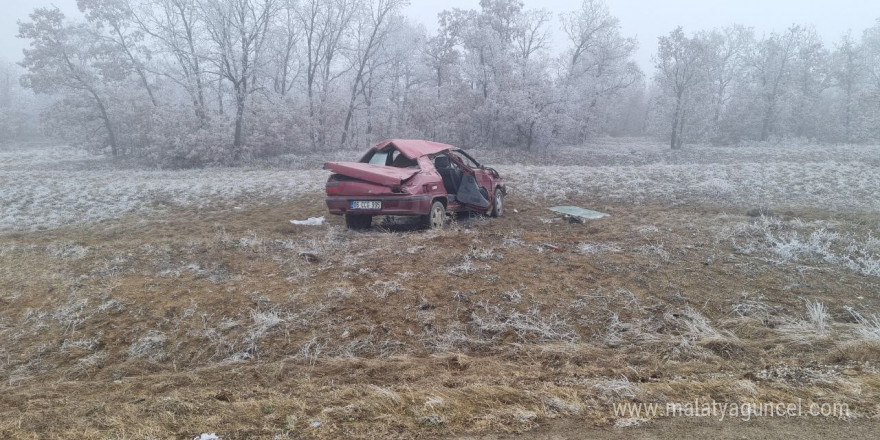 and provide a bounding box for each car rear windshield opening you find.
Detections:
[365,149,417,168]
